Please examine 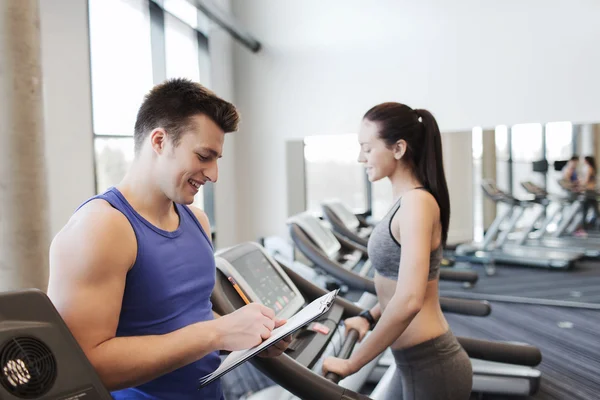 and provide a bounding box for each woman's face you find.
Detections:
[357,119,402,182]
